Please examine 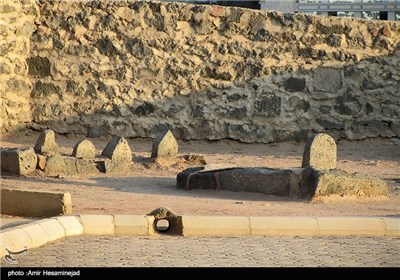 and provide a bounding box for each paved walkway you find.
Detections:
[2,236,399,267]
